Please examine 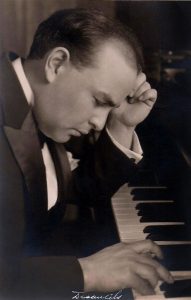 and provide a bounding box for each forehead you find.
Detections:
[94,39,137,71]
[86,41,138,98]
